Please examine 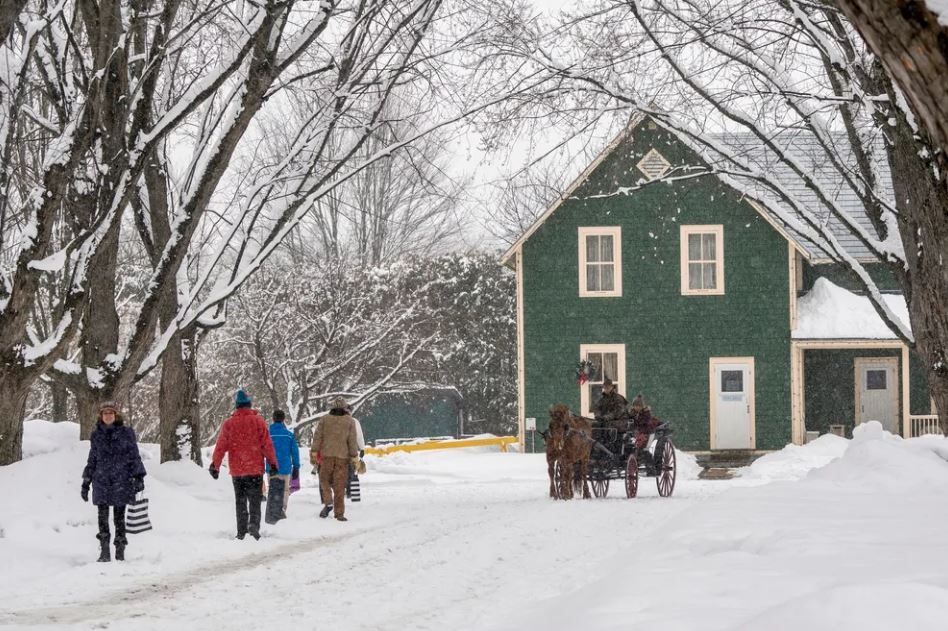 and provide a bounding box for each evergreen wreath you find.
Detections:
[575,359,596,385]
